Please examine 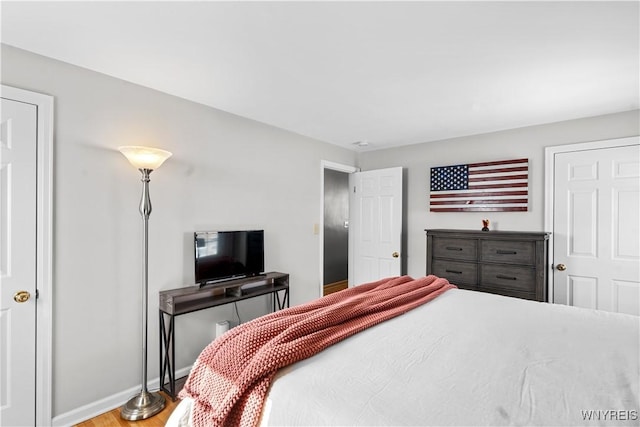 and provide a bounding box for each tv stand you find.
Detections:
[199,273,267,288]
[159,272,289,399]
